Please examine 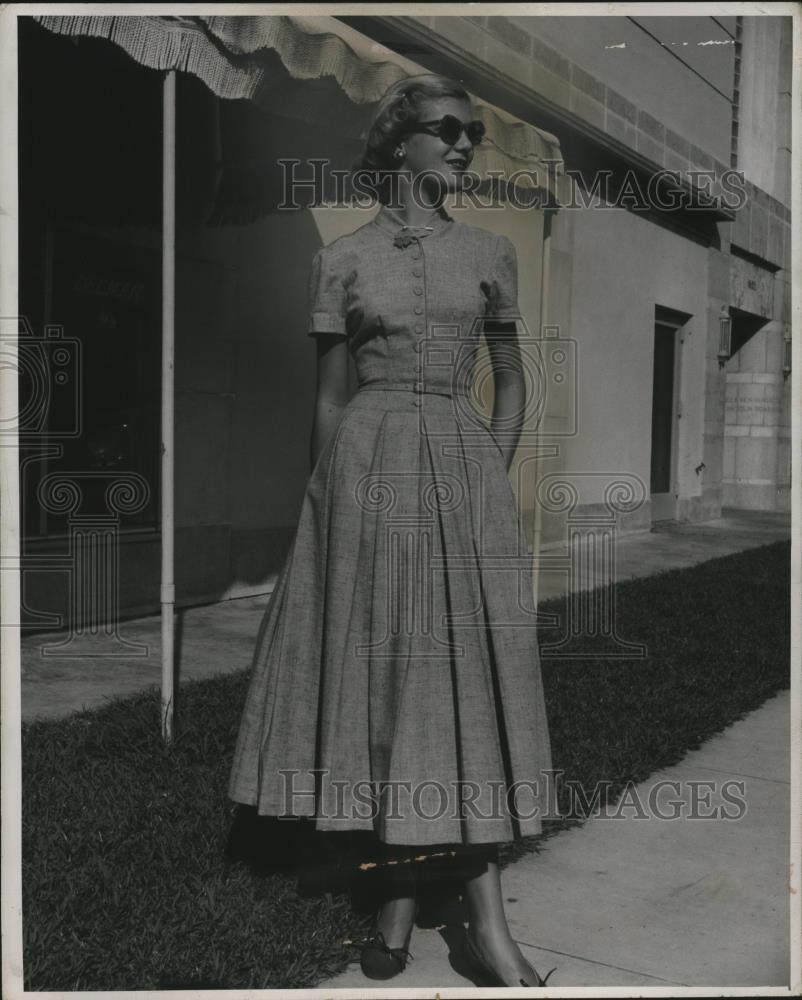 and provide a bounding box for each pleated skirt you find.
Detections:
[228,386,553,846]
